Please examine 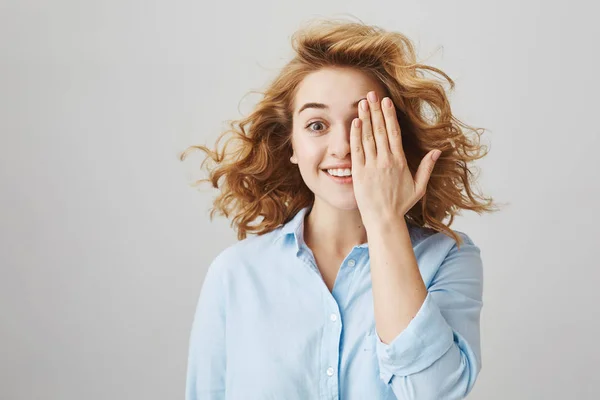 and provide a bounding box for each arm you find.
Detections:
[185,253,228,400]
[368,220,483,399]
